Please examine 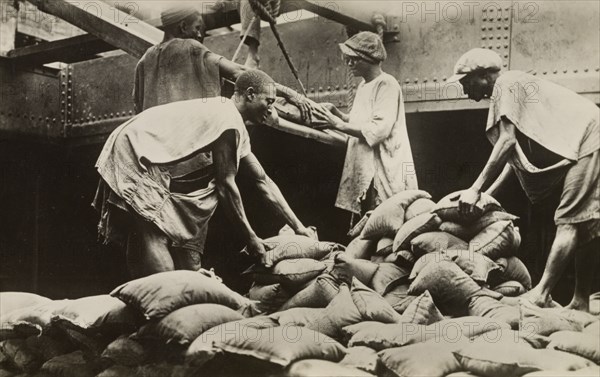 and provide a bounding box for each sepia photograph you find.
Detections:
[1,0,599,376]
